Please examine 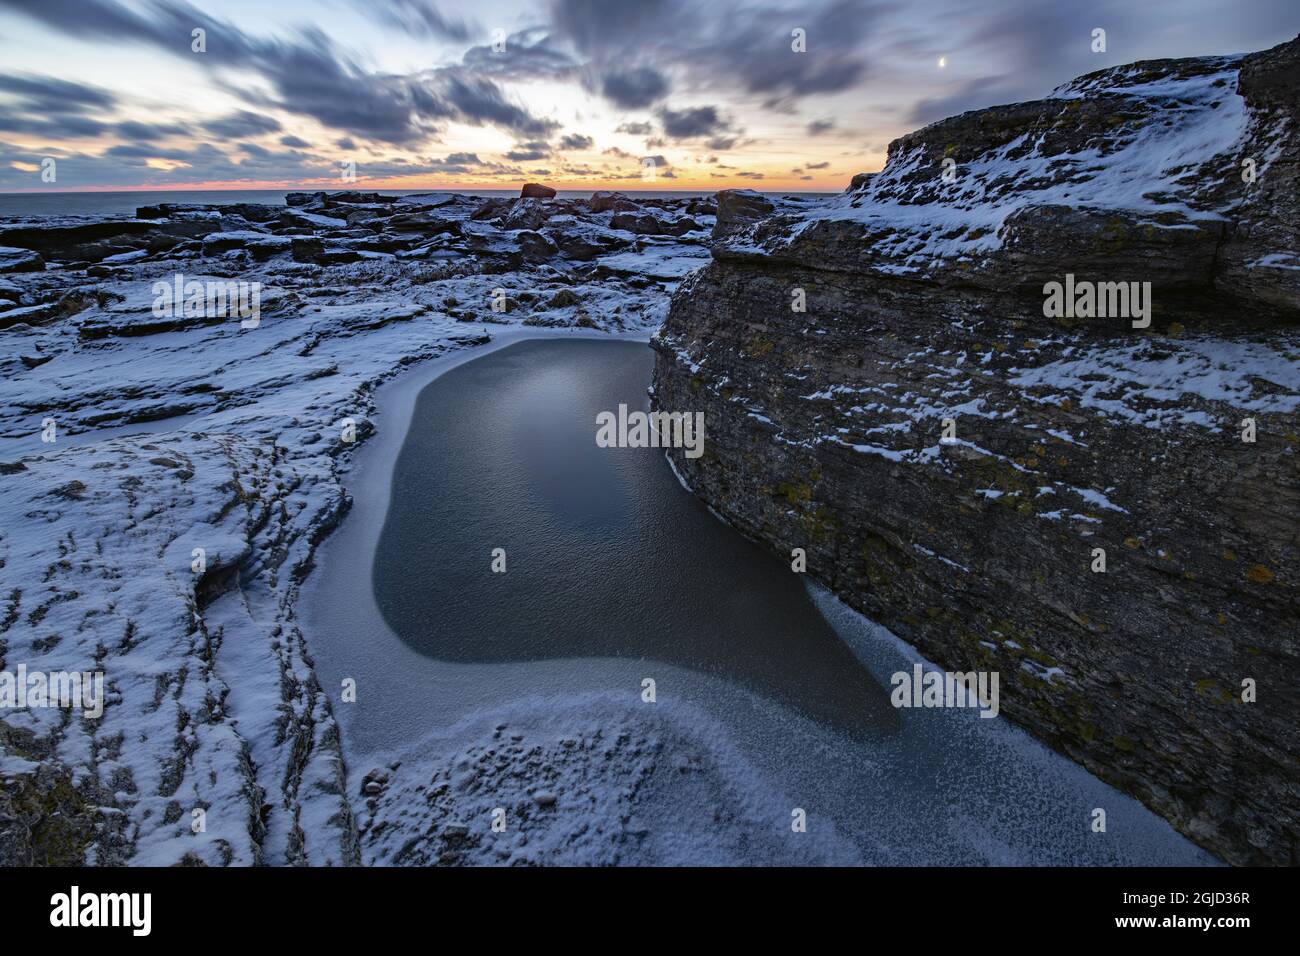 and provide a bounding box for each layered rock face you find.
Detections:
[653,38,1300,864]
